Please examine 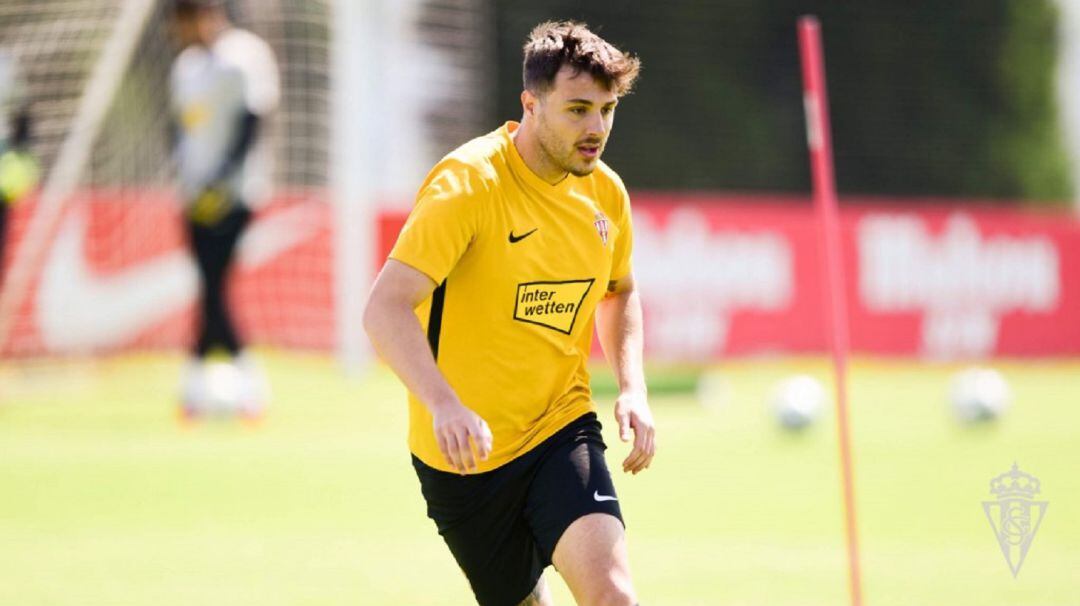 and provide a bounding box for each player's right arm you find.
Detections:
[369,160,493,473]
[363,259,493,474]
